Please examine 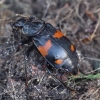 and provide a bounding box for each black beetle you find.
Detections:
[12,16,79,75]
